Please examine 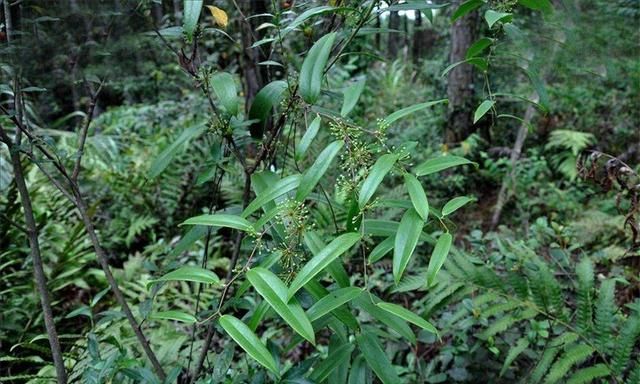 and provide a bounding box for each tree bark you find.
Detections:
[446,0,476,143]
[387,11,401,58]
[237,0,270,138]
